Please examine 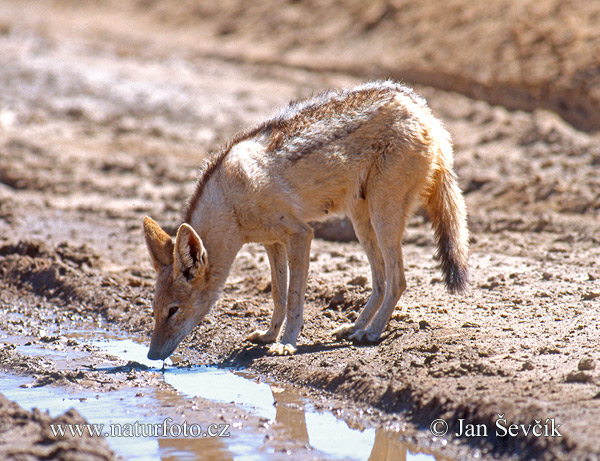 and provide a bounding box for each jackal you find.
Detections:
[144,81,468,359]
